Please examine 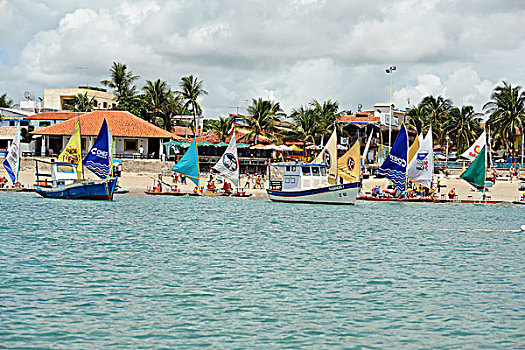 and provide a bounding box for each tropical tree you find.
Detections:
[406,104,428,134]
[100,62,139,99]
[290,106,319,146]
[420,95,453,144]
[244,98,282,143]
[484,81,525,153]
[64,93,95,112]
[444,105,483,154]
[142,79,172,116]
[310,99,341,144]
[154,94,187,131]
[178,75,208,135]
[209,116,233,141]
[0,93,13,108]
[113,93,152,122]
